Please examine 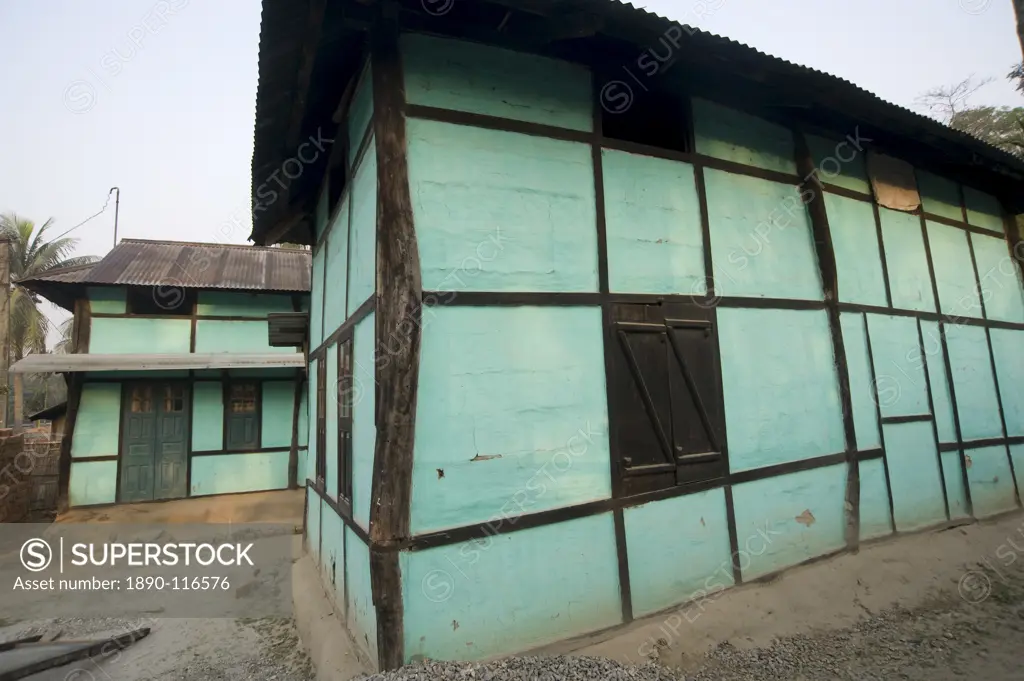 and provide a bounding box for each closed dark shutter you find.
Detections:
[315,359,327,486]
[609,303,725,496]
